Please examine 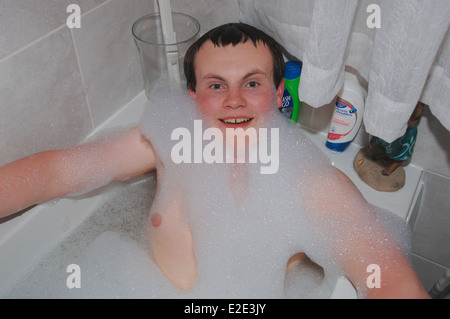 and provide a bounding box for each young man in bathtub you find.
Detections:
[0,23,428,298]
